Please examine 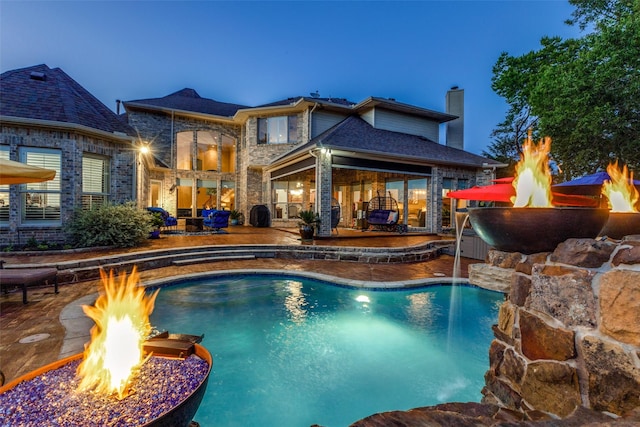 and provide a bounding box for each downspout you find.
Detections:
[308,102,319,140]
